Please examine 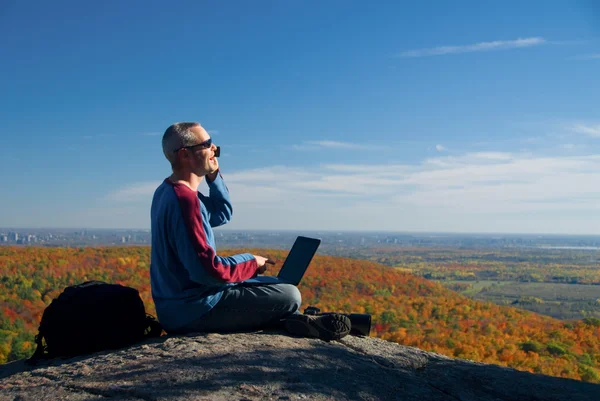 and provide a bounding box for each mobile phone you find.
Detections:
[215,146,221,158]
